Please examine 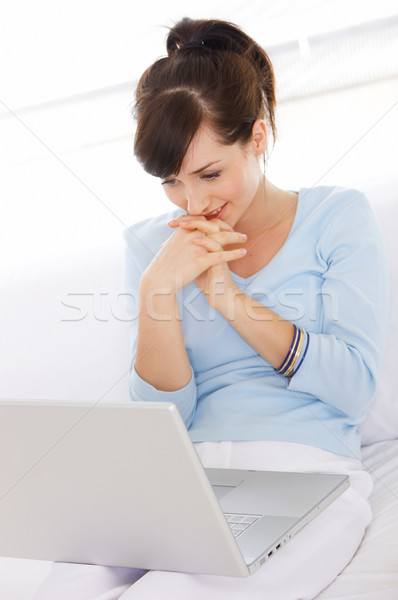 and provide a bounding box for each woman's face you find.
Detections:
[160,123,266,230]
